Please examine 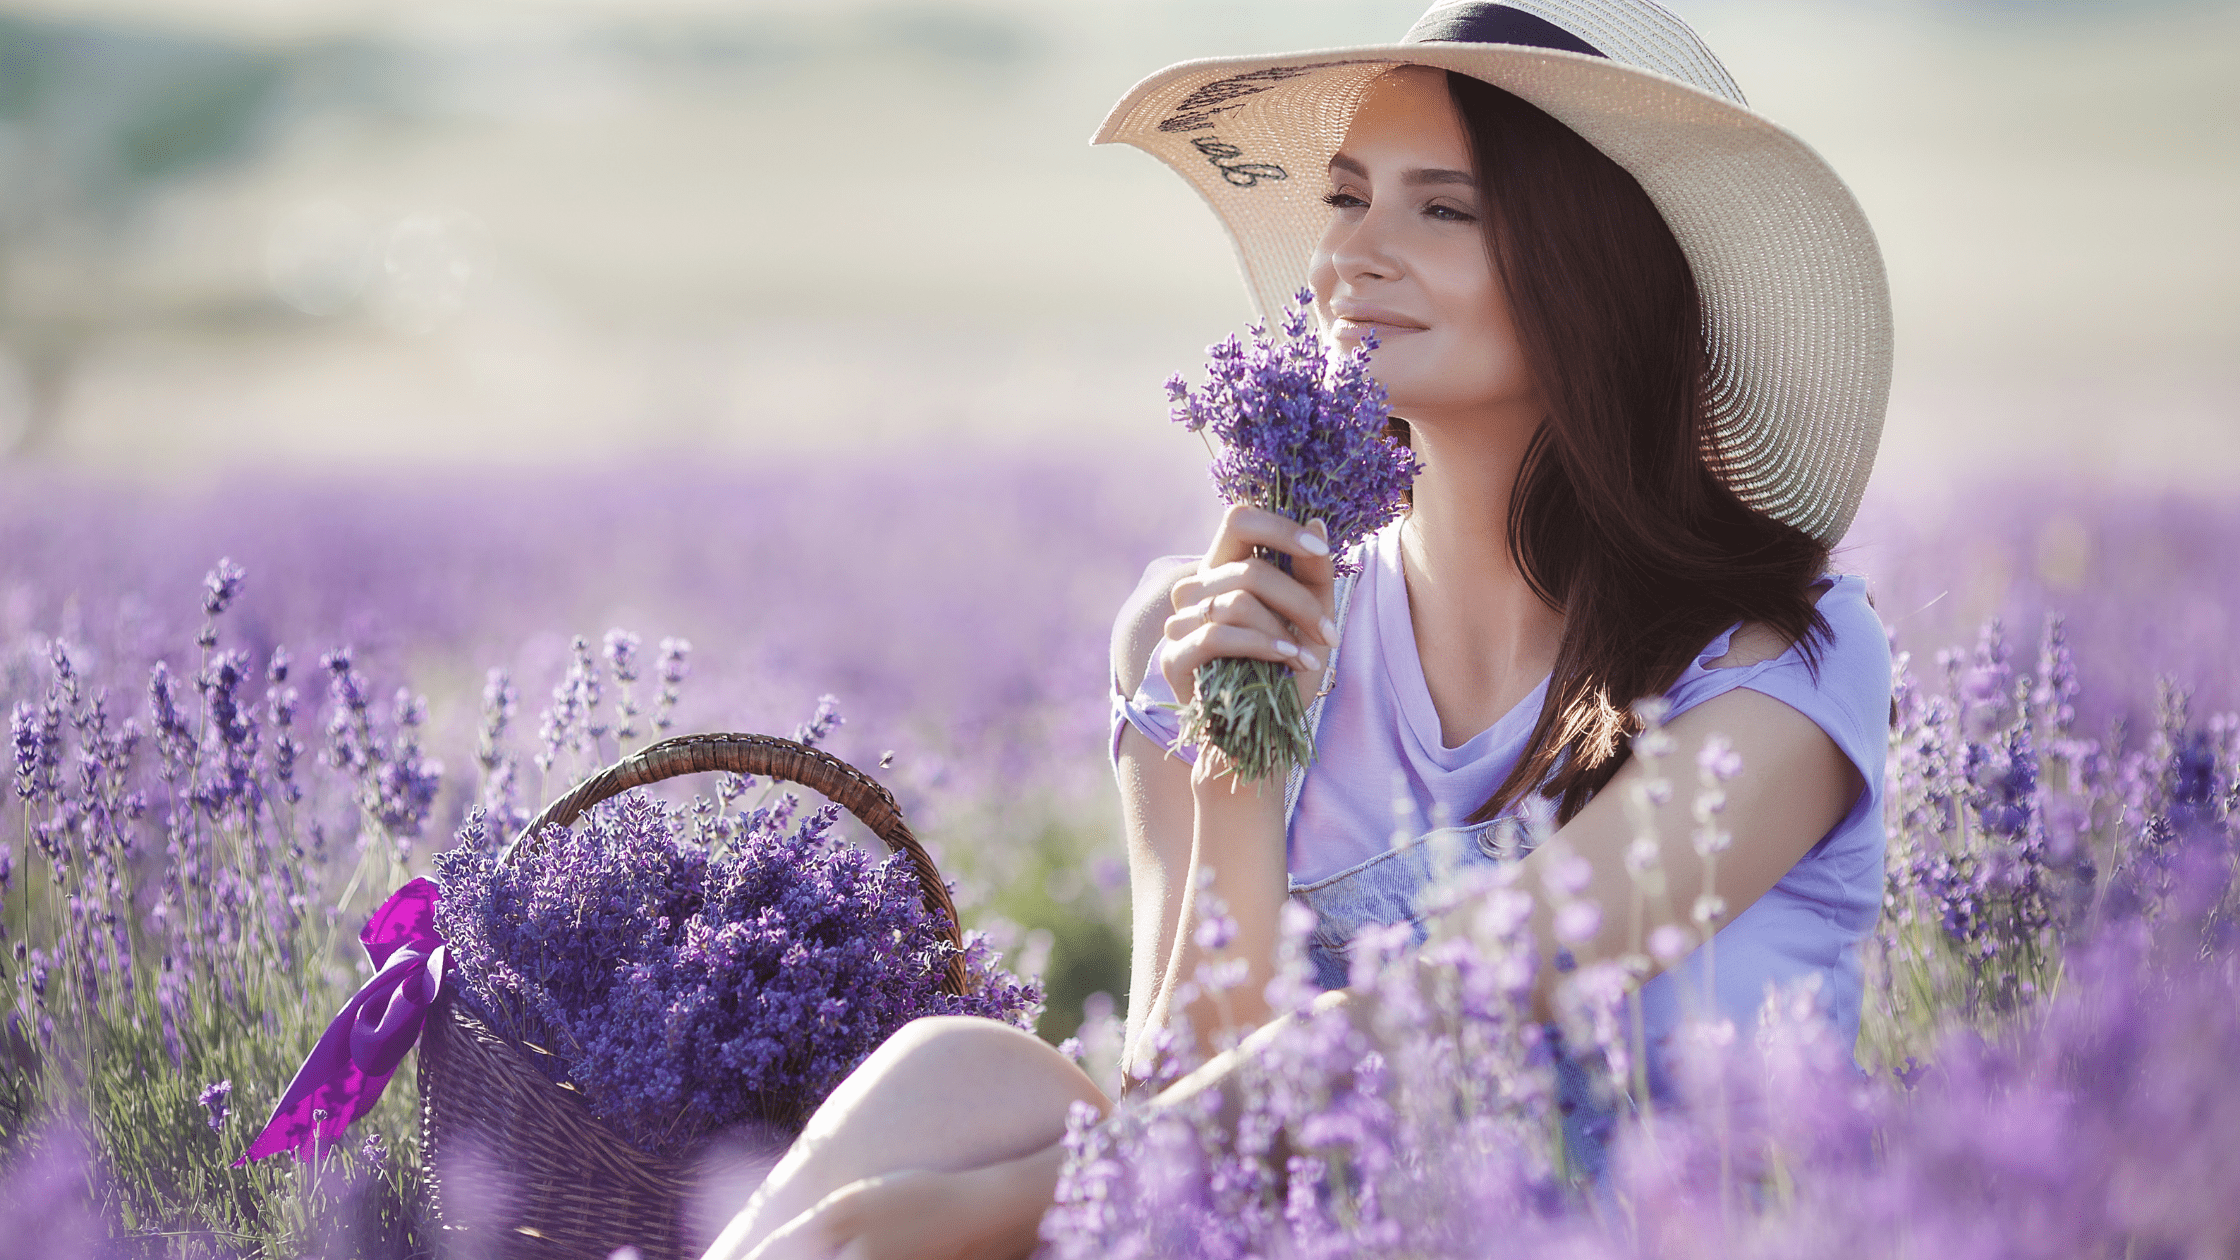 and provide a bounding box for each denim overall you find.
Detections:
[1280,569,1618,1179]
